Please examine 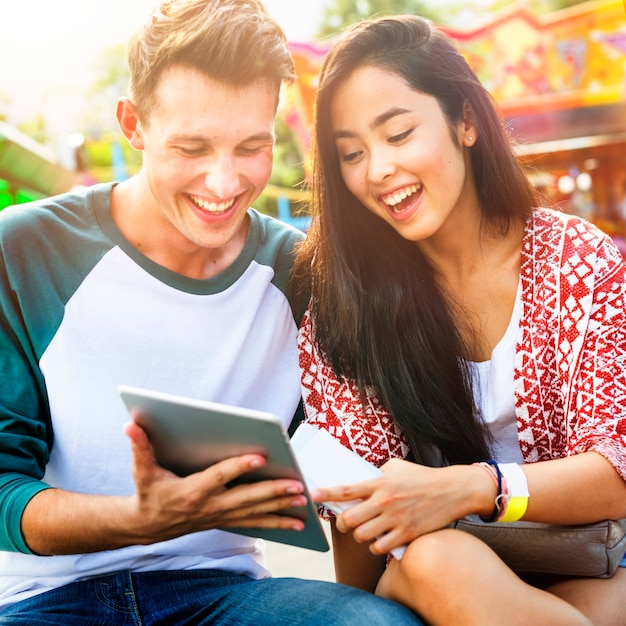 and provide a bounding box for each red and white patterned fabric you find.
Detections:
[299,208,626,501]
